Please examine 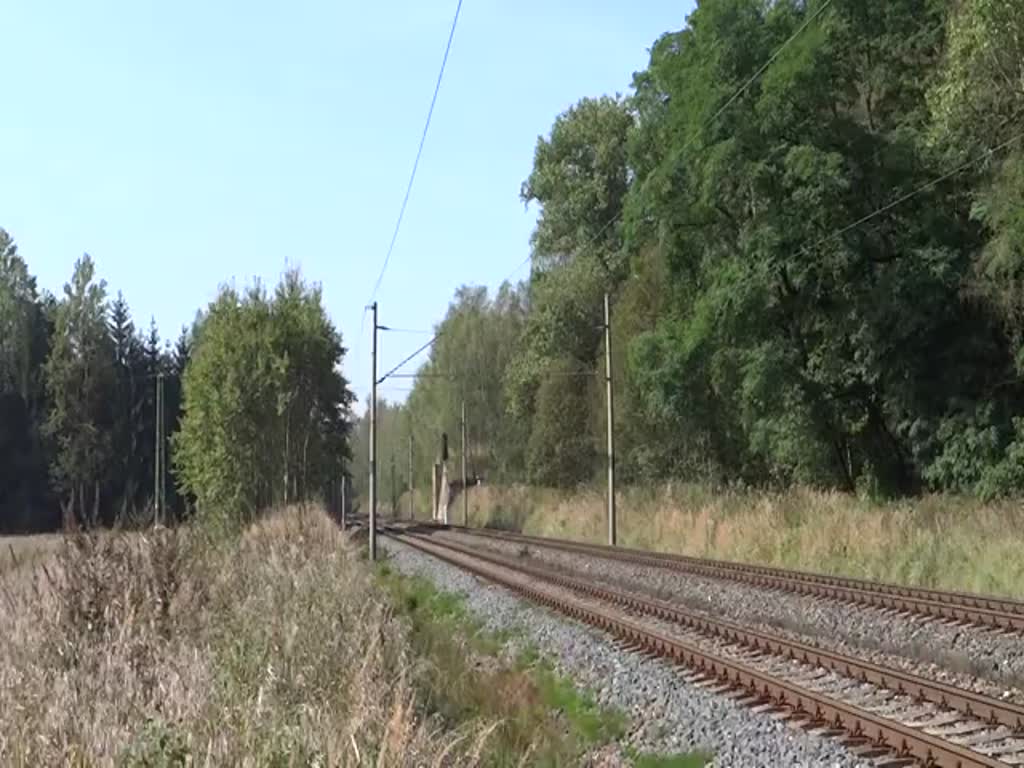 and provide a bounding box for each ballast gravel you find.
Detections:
[439,530,1024,701]
[381,537,873,768]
